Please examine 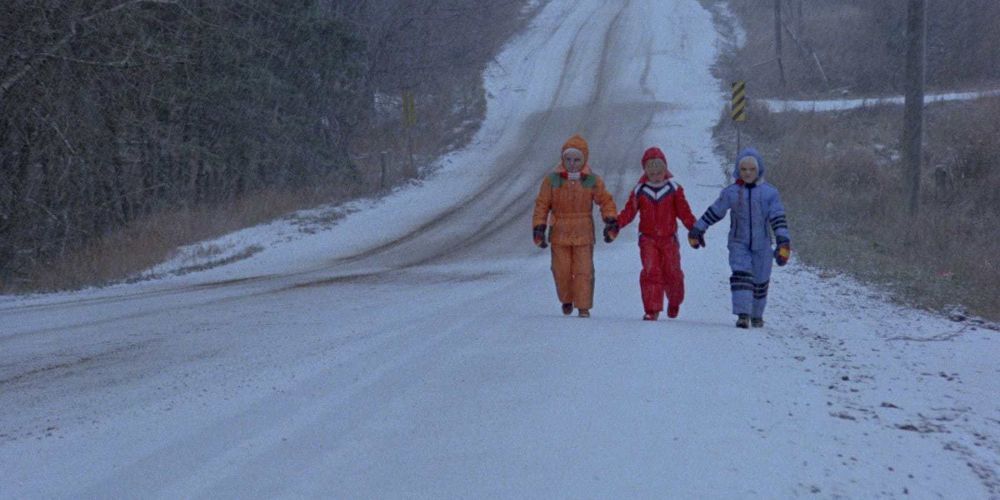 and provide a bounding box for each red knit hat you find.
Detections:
[641,146,673,179]
[641,147,667,167]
